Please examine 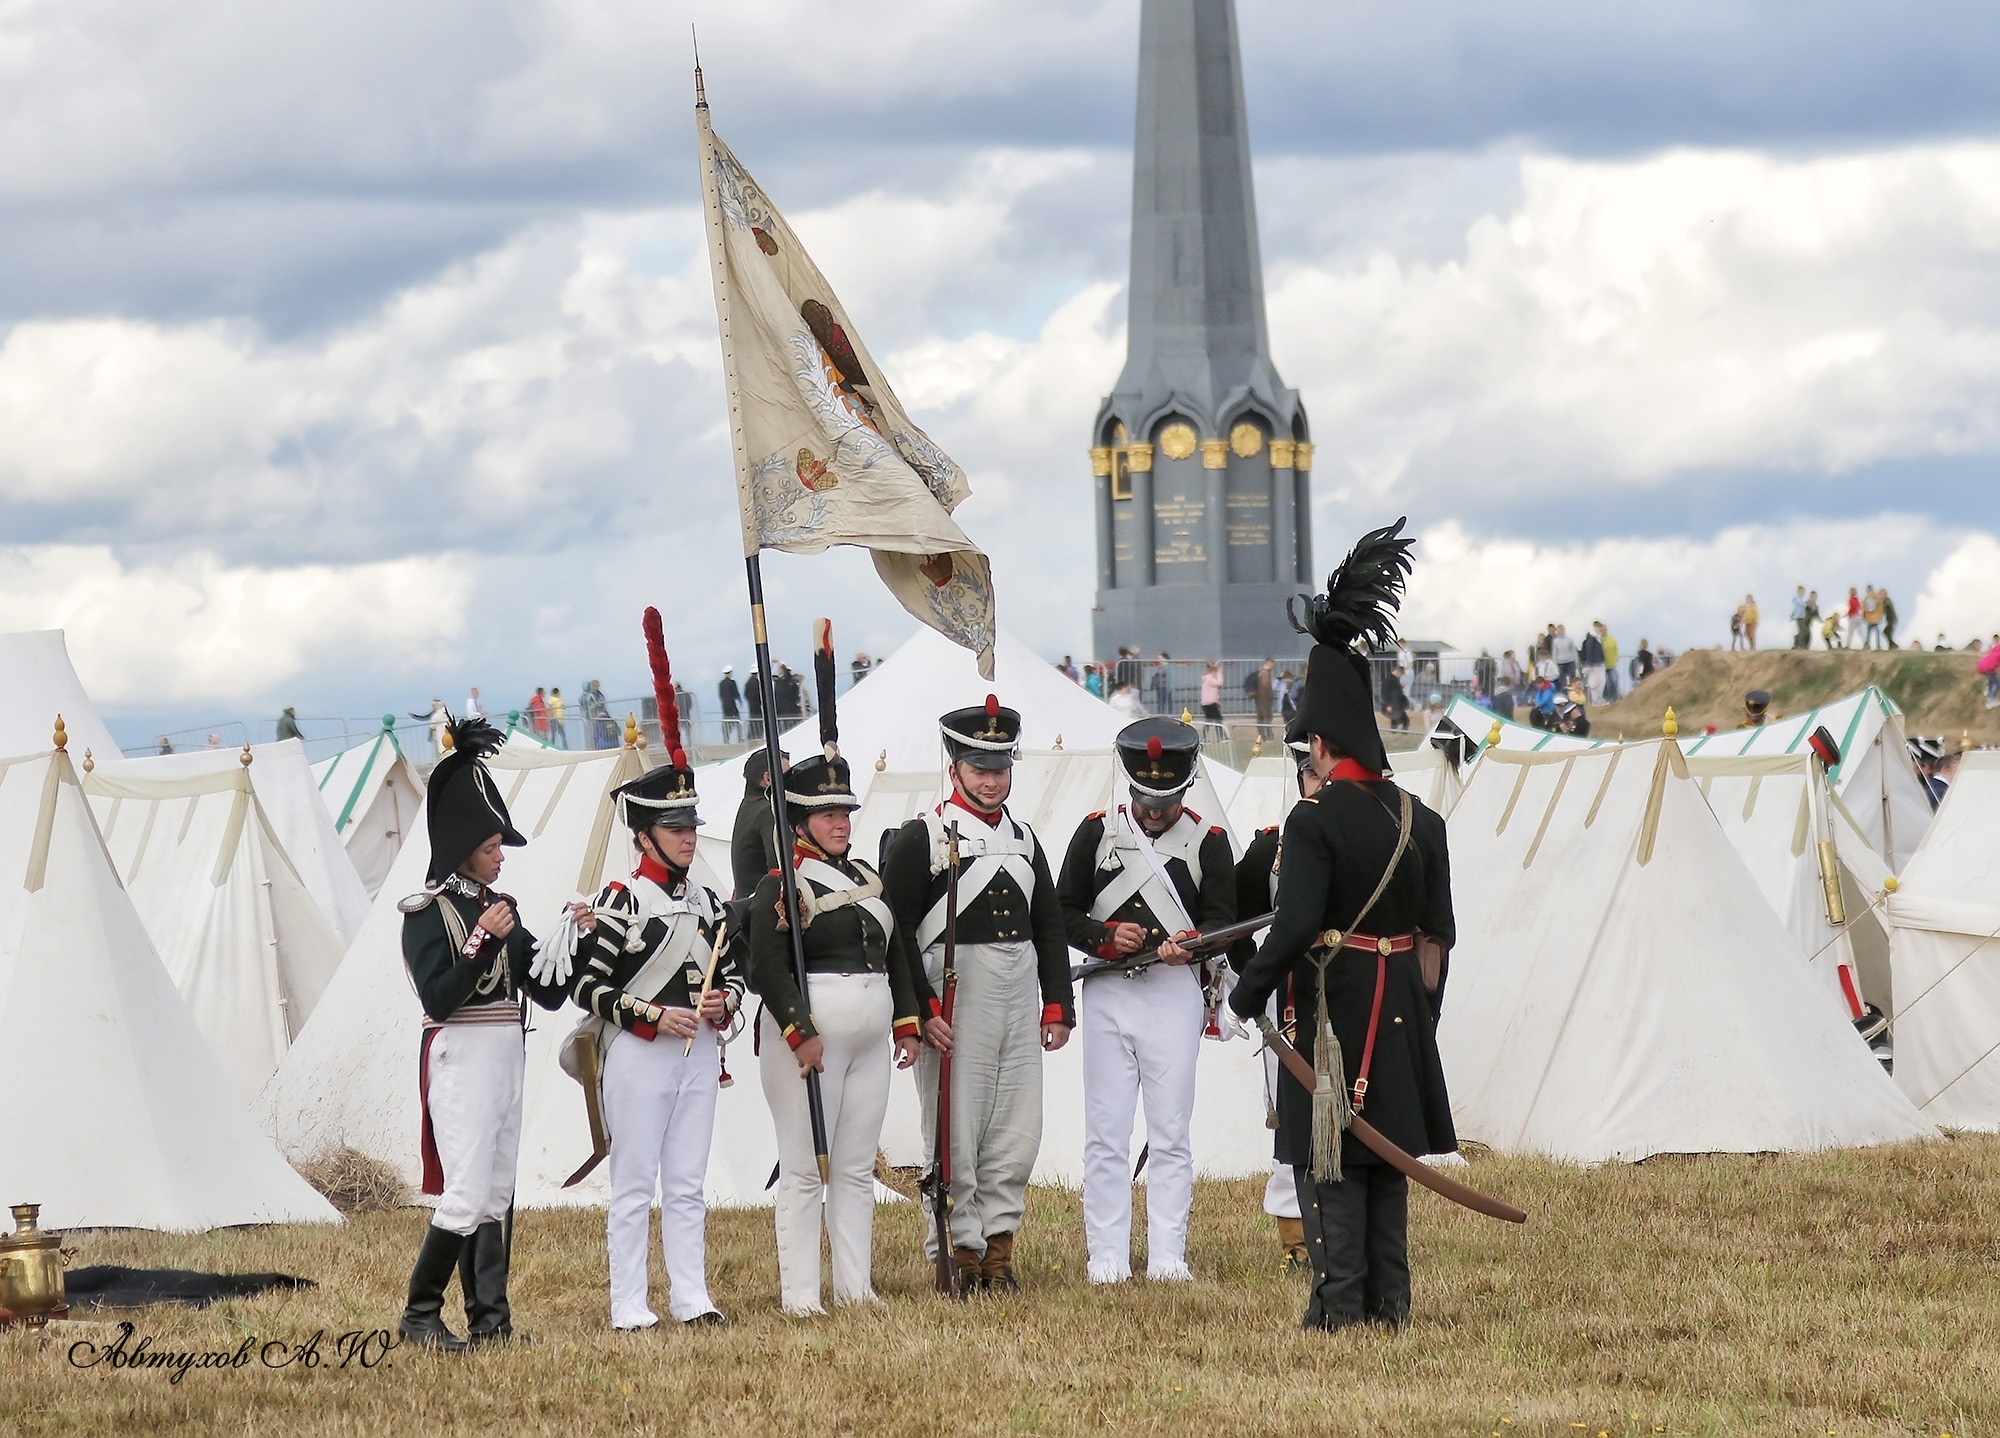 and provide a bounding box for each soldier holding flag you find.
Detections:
[883,697,1076,1295]
[746,628,934,1314]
